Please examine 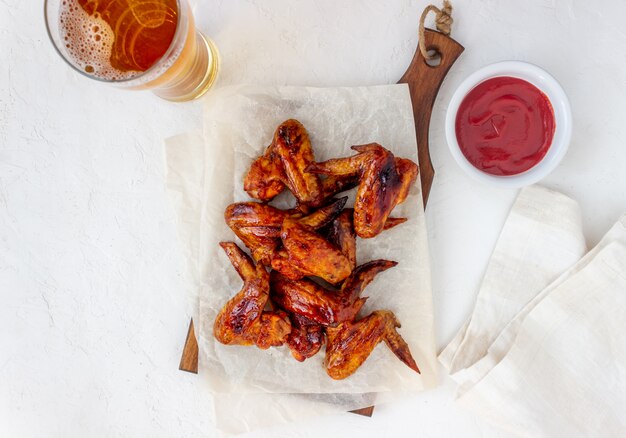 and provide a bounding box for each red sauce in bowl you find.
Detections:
[455,76,556,176]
